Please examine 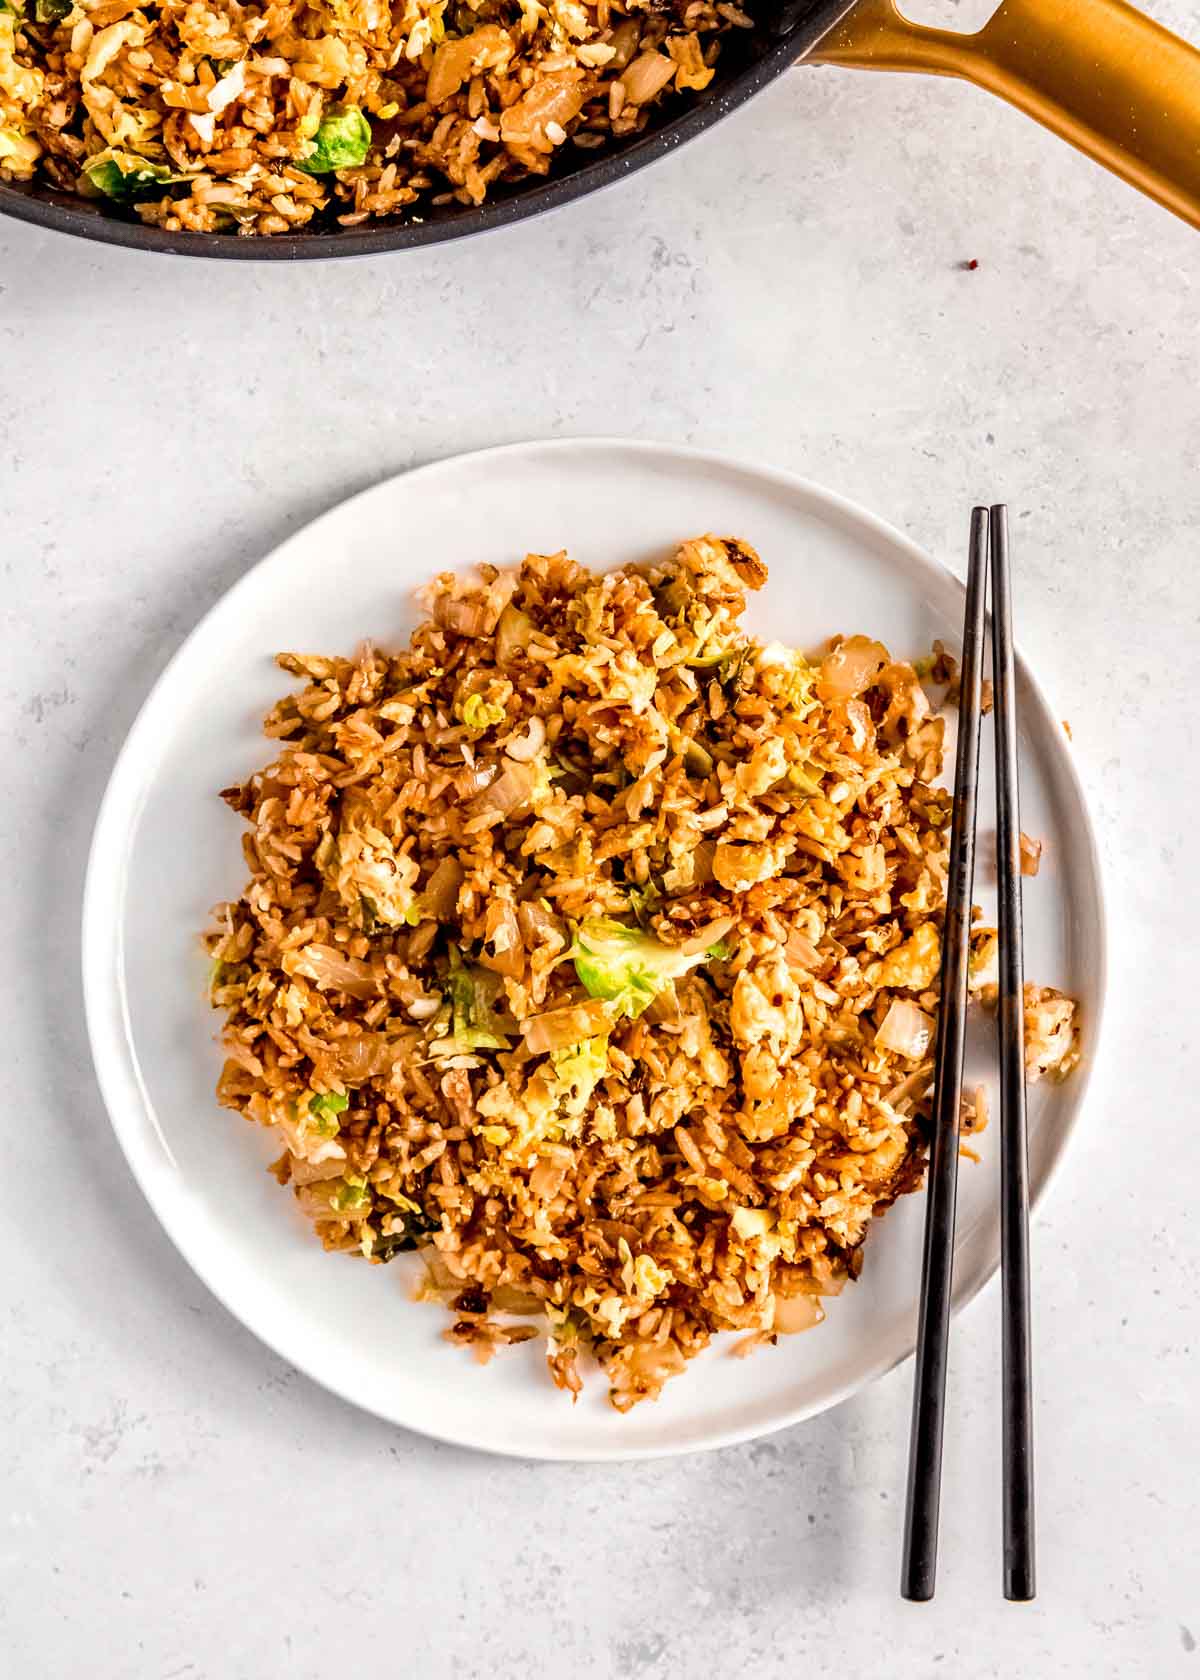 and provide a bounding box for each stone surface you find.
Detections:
[2,10,1198,1673]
